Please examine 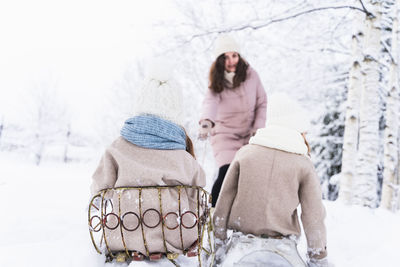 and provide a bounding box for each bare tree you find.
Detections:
[27,80,69,165]
[156,0,396,208]
[63,123,71,163]
[158,0,364,141]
